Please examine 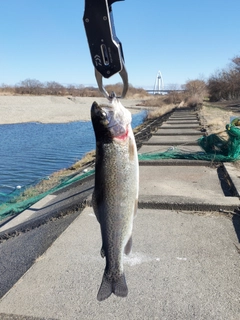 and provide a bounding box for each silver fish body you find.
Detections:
[91,98,139,301]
